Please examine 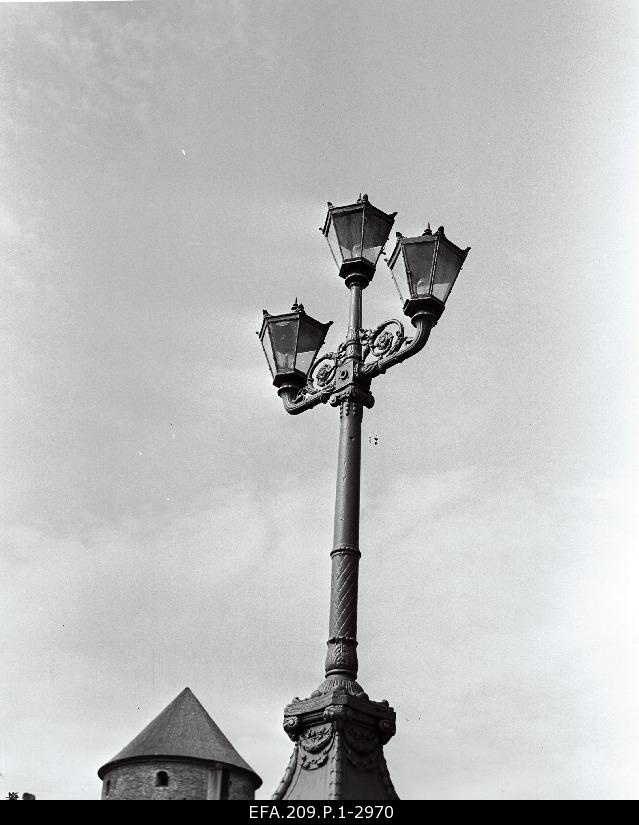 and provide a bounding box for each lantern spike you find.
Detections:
[395,231,404,239]
[423,223,432,236]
